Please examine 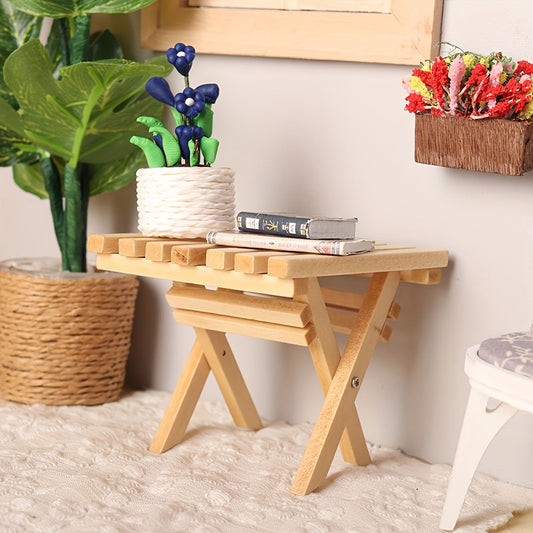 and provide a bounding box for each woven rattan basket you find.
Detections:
[0,258,139,405]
